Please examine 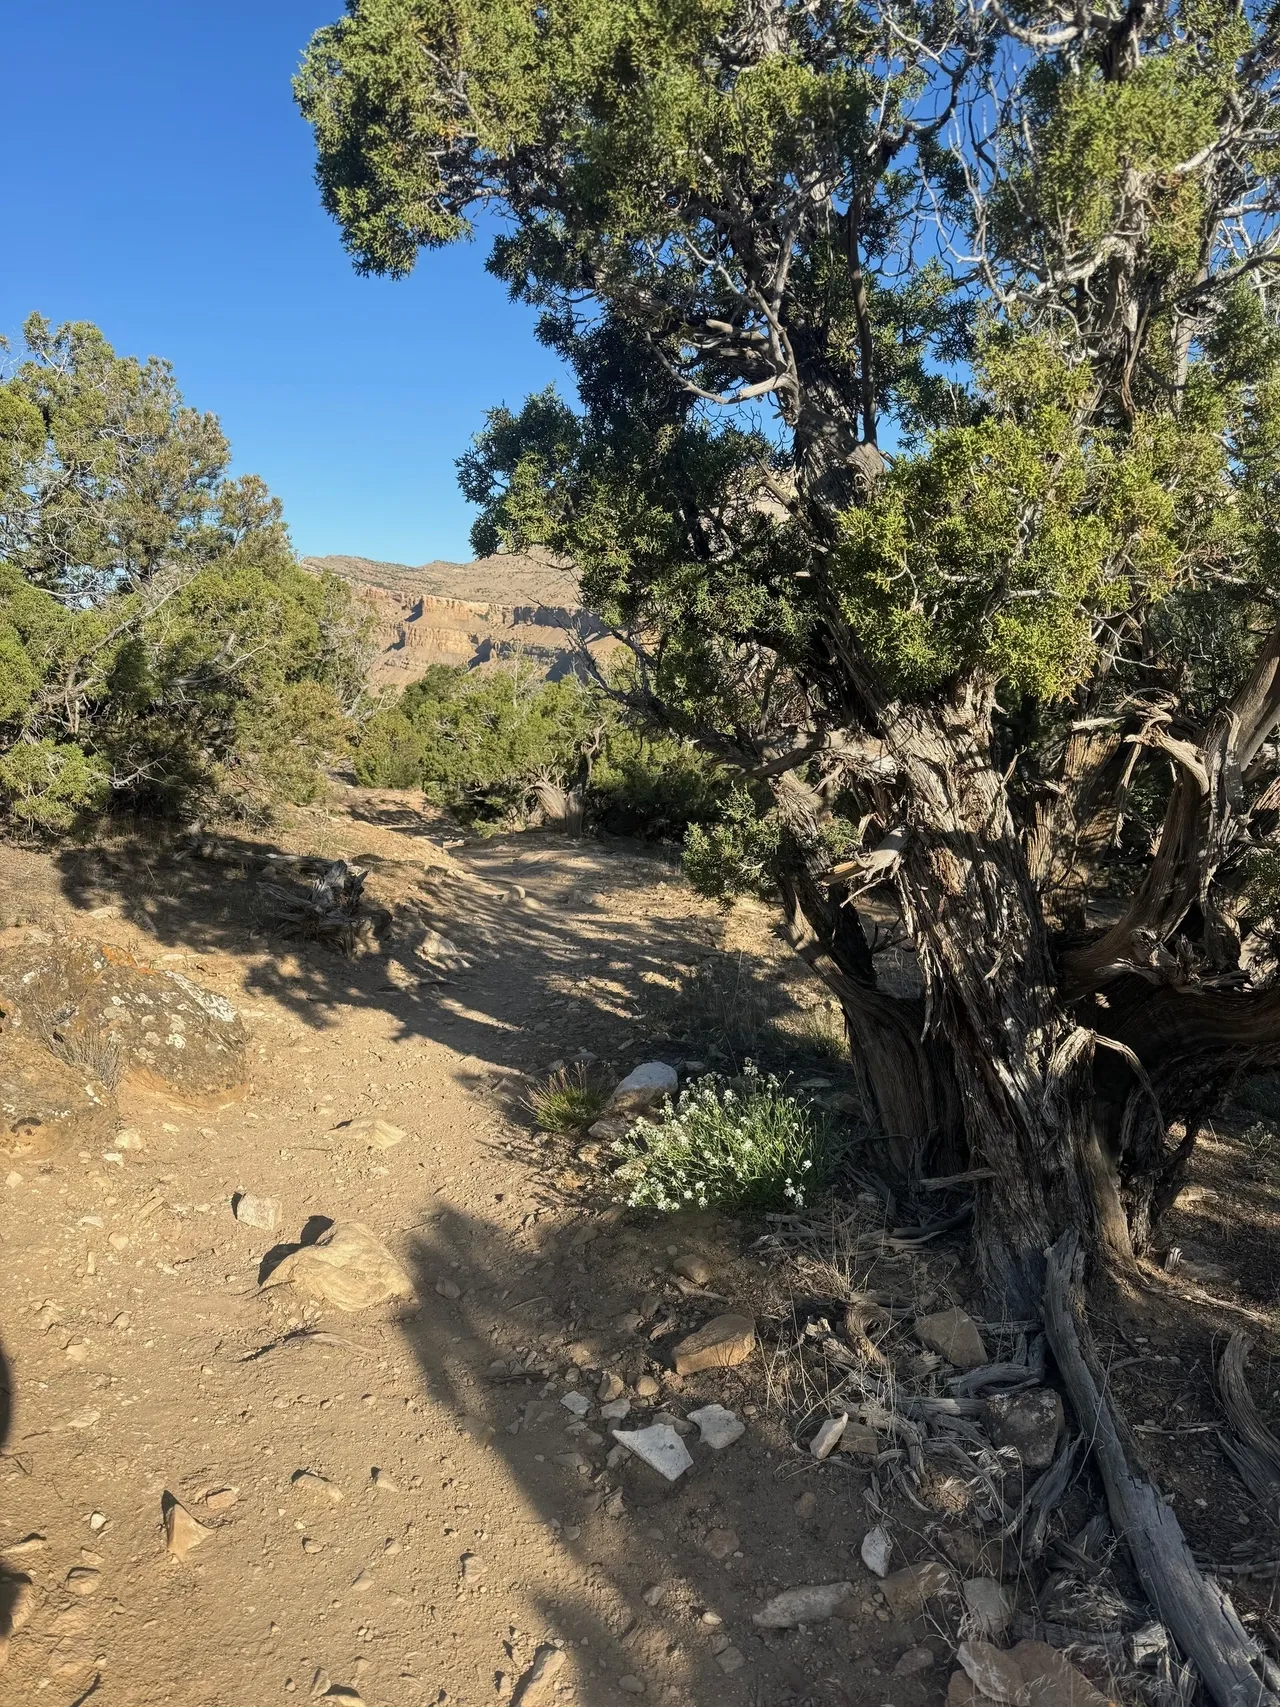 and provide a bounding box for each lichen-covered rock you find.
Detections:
[0,1029,116,1159]
[0,939,247,1102]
